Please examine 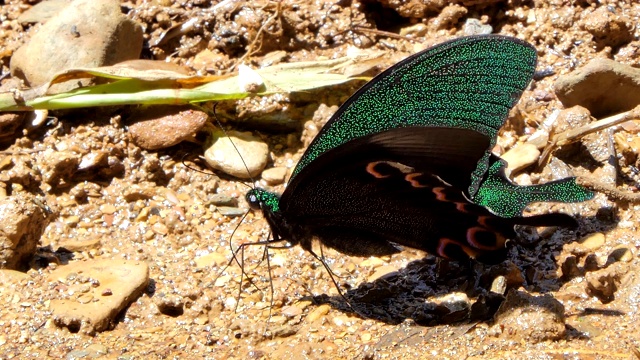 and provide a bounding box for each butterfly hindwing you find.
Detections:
[278,127,575,264]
